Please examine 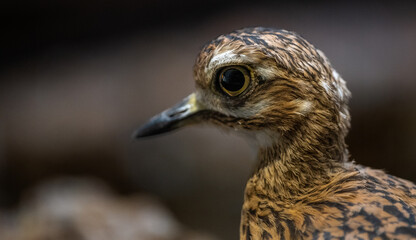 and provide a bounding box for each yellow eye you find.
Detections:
[218,66,250,96]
